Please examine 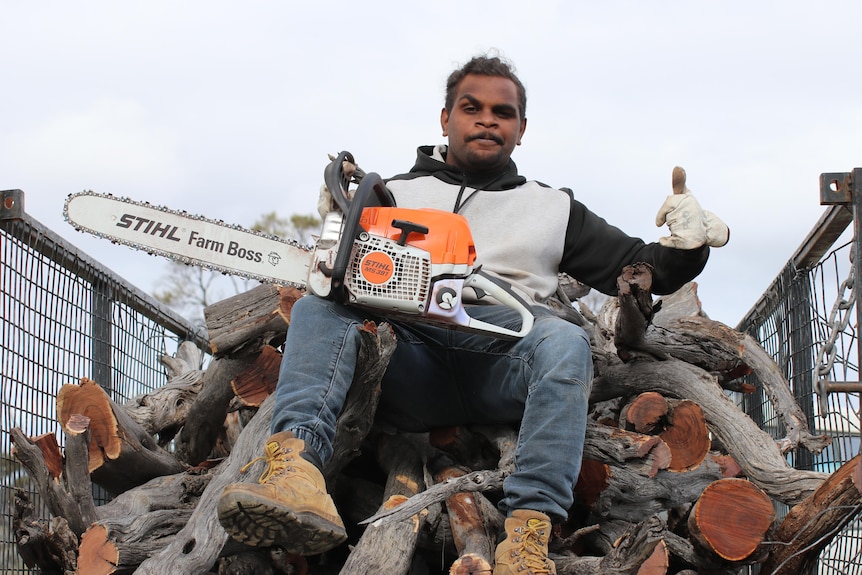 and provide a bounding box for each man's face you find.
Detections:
[441,74,527,174]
